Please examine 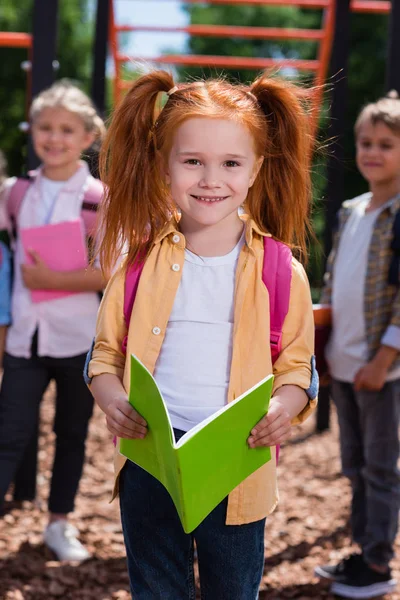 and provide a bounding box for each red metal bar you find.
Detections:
[121,0,390,10]
[0,32,32,48]
[351,0,390,13]
[124,0,330,6]
[117,53,319,71]
[116,24,324,40]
